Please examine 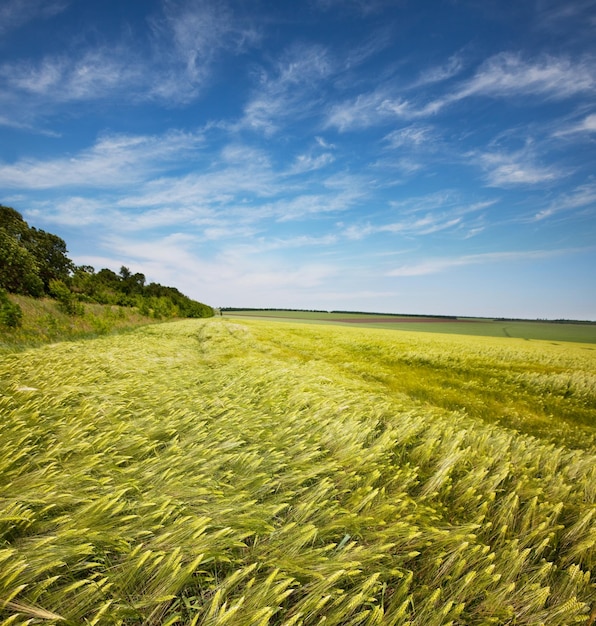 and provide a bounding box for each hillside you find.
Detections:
[0,294,165,351]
